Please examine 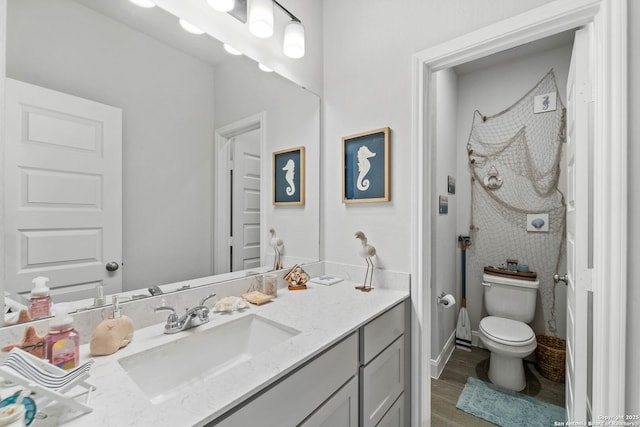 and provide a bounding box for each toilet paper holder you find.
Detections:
[437,292,456,308]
